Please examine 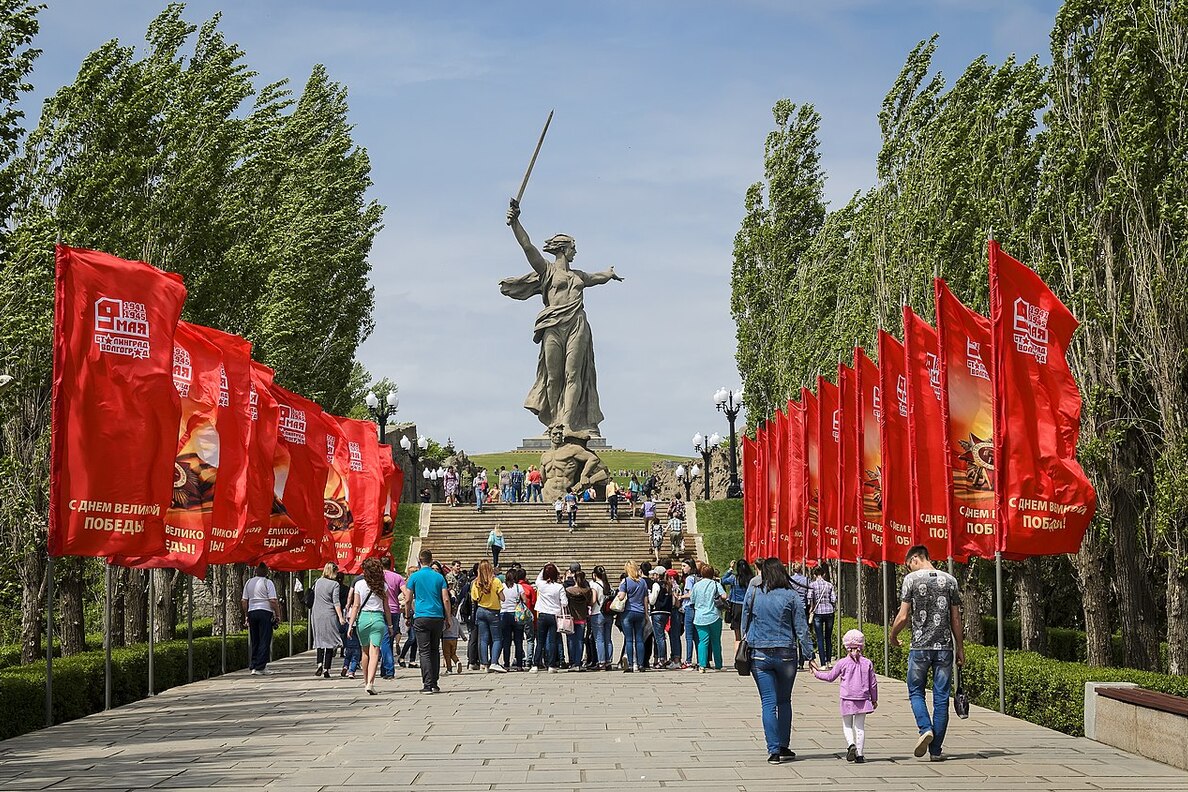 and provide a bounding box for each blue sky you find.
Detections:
[29,1,1059,454]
